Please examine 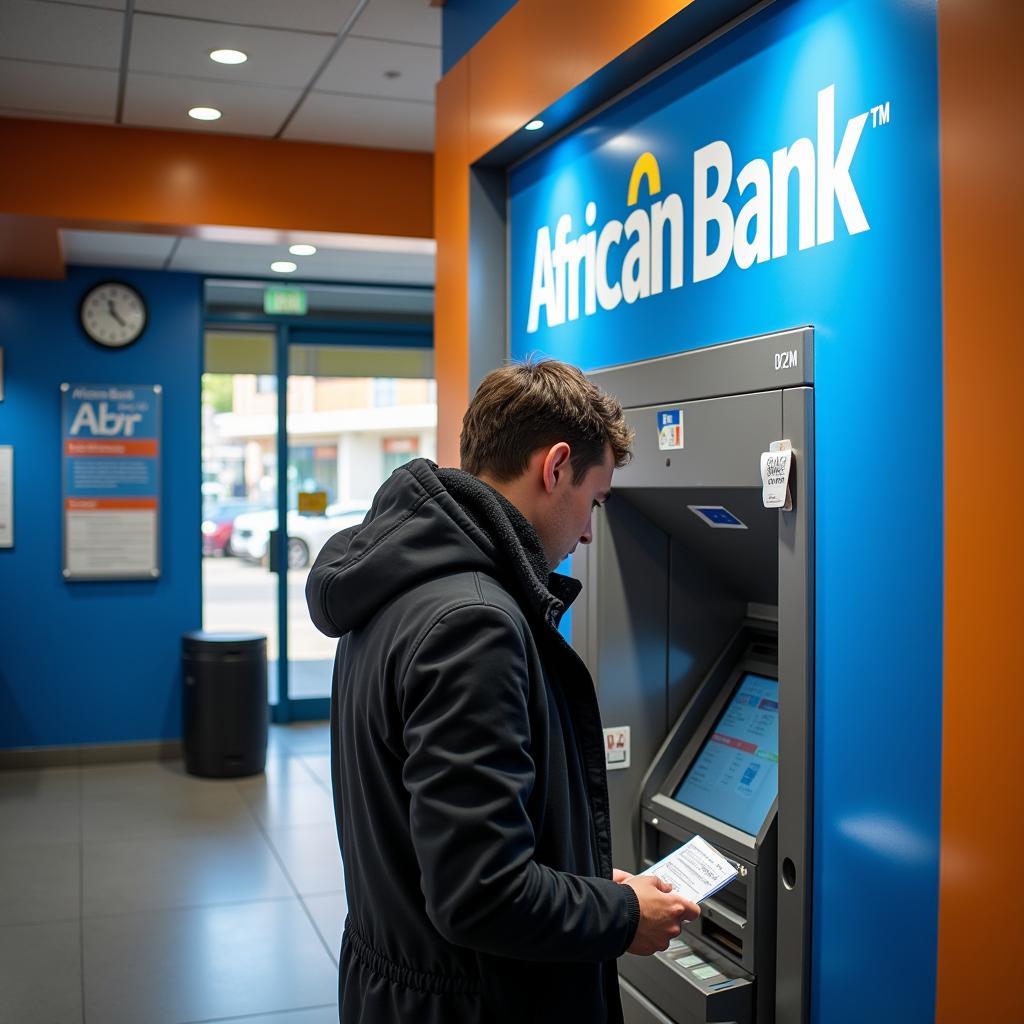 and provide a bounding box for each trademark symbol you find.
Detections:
[870,102,891,128]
